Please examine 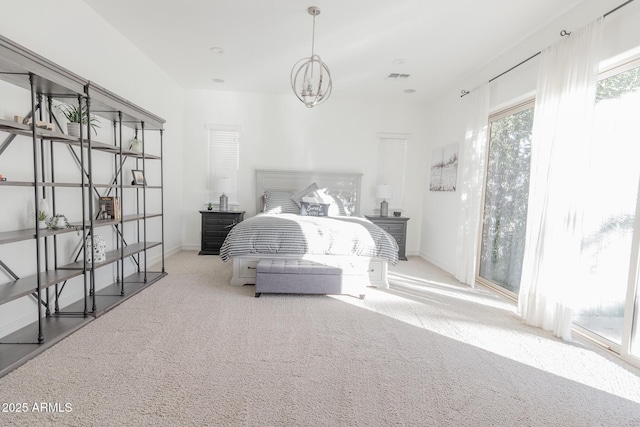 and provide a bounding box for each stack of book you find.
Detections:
[99,196,121,220]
